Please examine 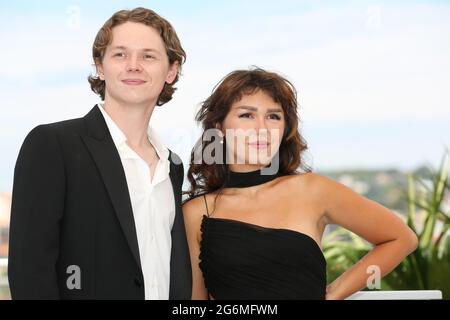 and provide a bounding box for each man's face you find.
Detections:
[97,21,178,107]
